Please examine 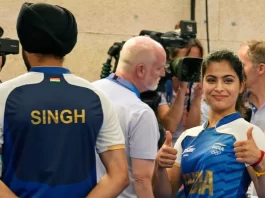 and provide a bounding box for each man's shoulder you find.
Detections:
[66,76,117,112]
[92,78,122,92]
[91,78,118,93]
[92,78,108,86]
[131,101,154,114]
[64,74,94,88]
[64,75,108,98]
[218,118,264,139]
[91,78,156,117]
[93,78,143,105]
[0,73,43,105]
[0,73,40,91]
